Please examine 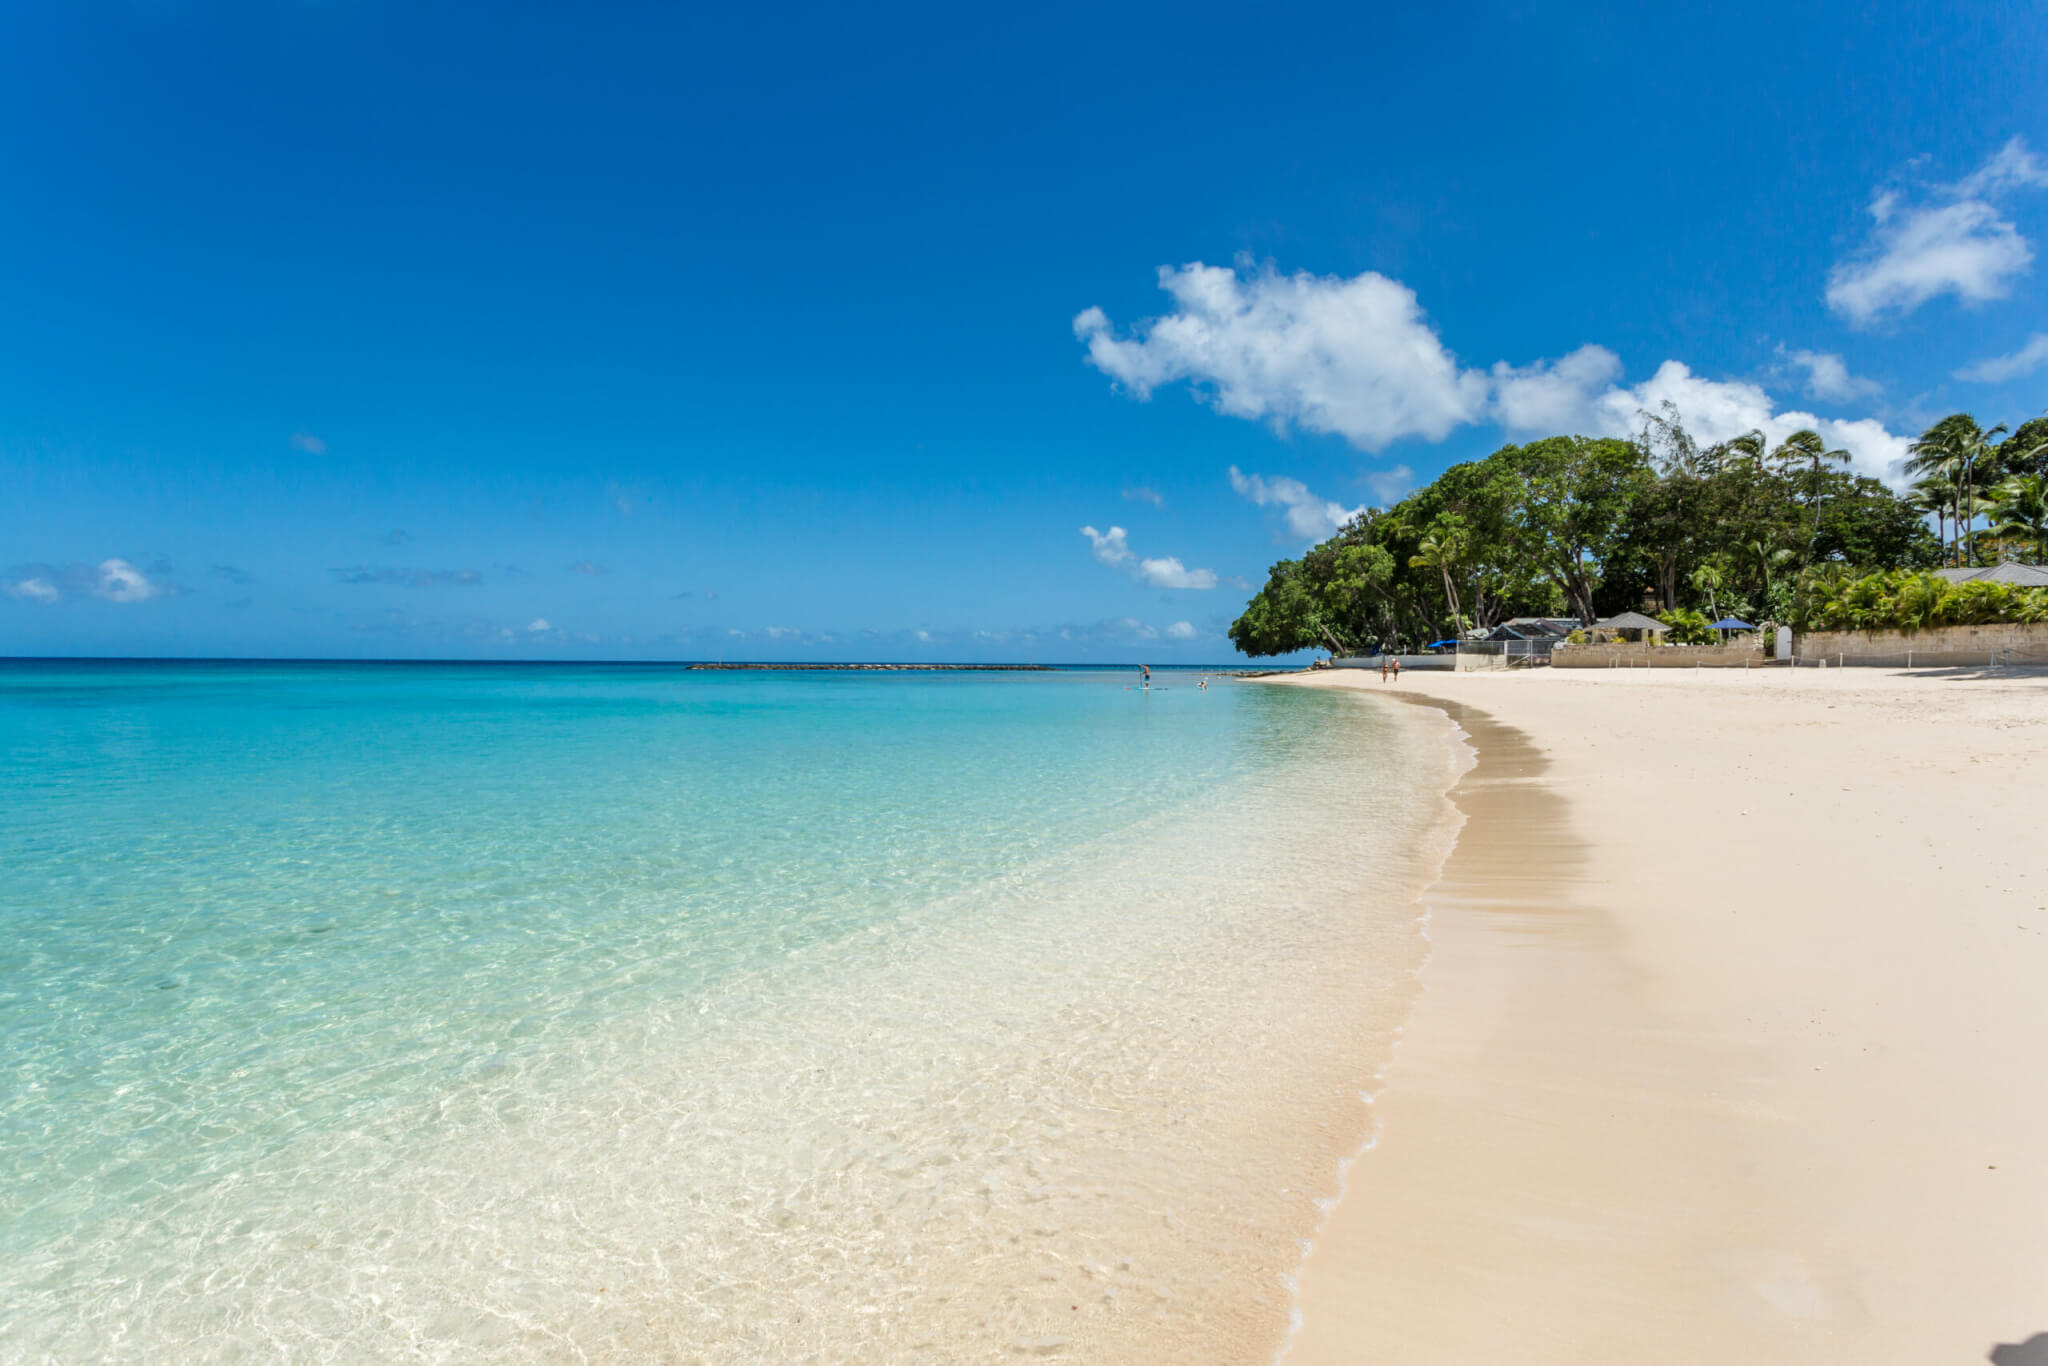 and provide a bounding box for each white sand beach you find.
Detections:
[1271,666,2048,1365]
